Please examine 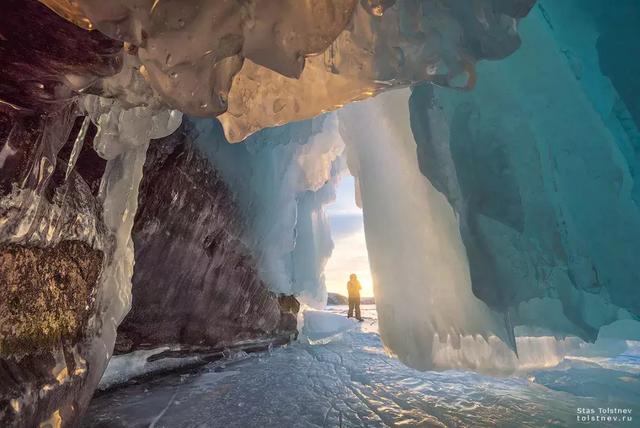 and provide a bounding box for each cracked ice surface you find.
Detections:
[82,306,639,427]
